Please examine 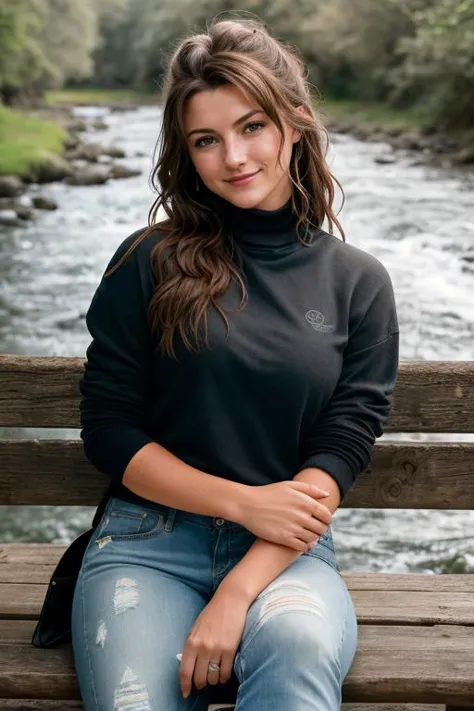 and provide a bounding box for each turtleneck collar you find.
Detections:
[203,186,313,252]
